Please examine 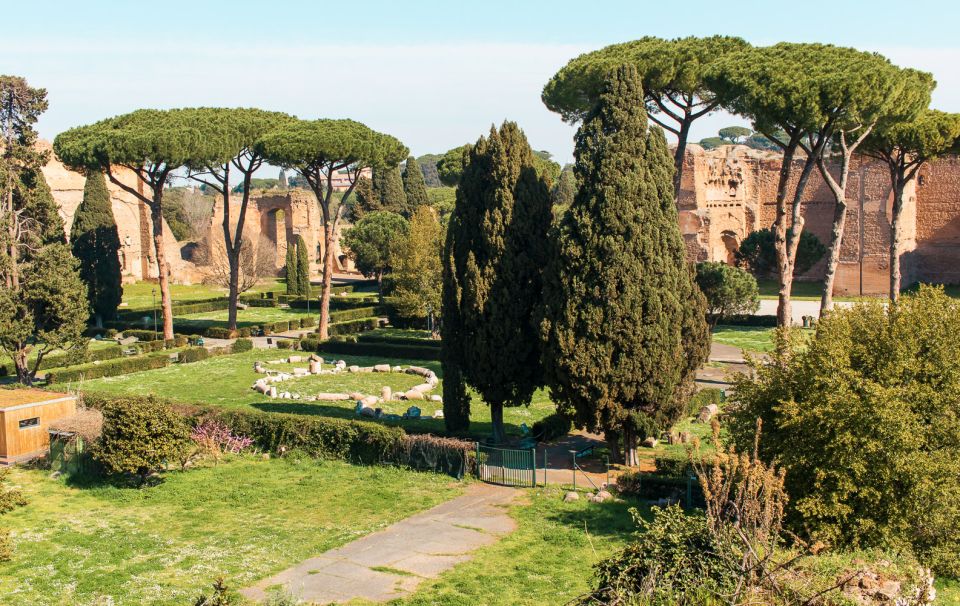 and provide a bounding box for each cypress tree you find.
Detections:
[284,241,298,295]
[403,155,429,212]
[441,122,552,443]
[71,170,123,325]
[377,165,407,215]
[541,66,709,466]
[295,234,311,298]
